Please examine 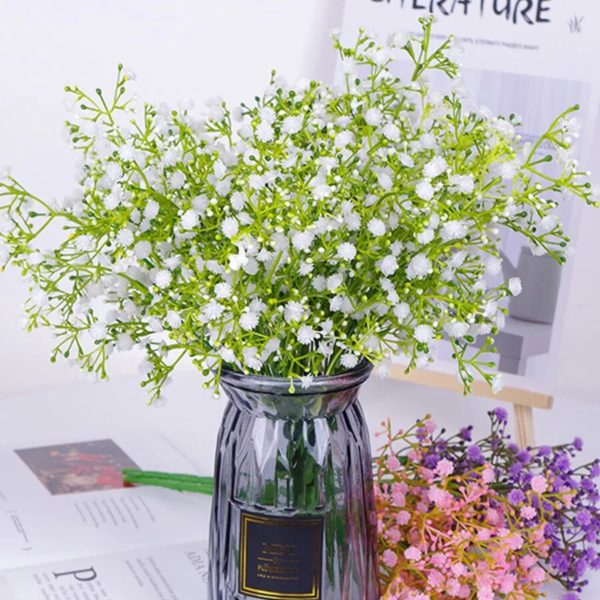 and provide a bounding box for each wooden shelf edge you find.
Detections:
[388,365,553,410]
